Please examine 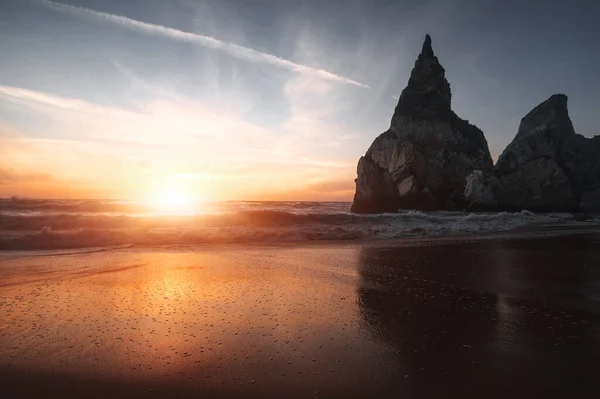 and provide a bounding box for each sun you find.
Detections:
[147,185,195,213]
[160,186,189,207]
